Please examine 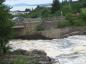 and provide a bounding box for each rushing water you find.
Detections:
[8,35,86,64]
